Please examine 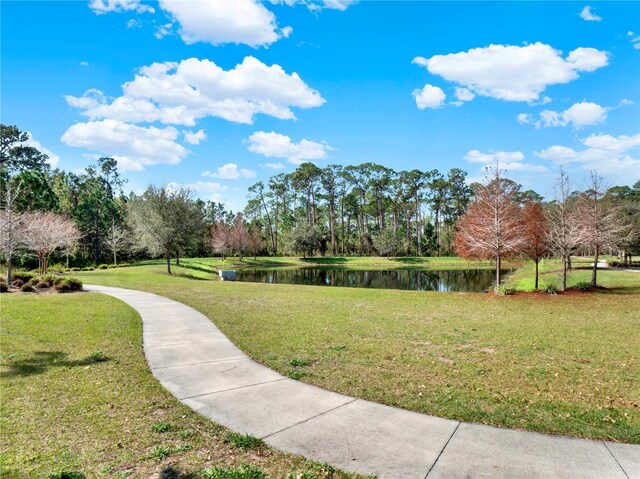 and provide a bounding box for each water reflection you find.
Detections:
[235,267,504,292]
